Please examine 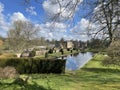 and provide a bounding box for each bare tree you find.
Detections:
[90,0,120,43]
[22,21,38,49]
[7,20,38,57]
[7,21,26,53]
